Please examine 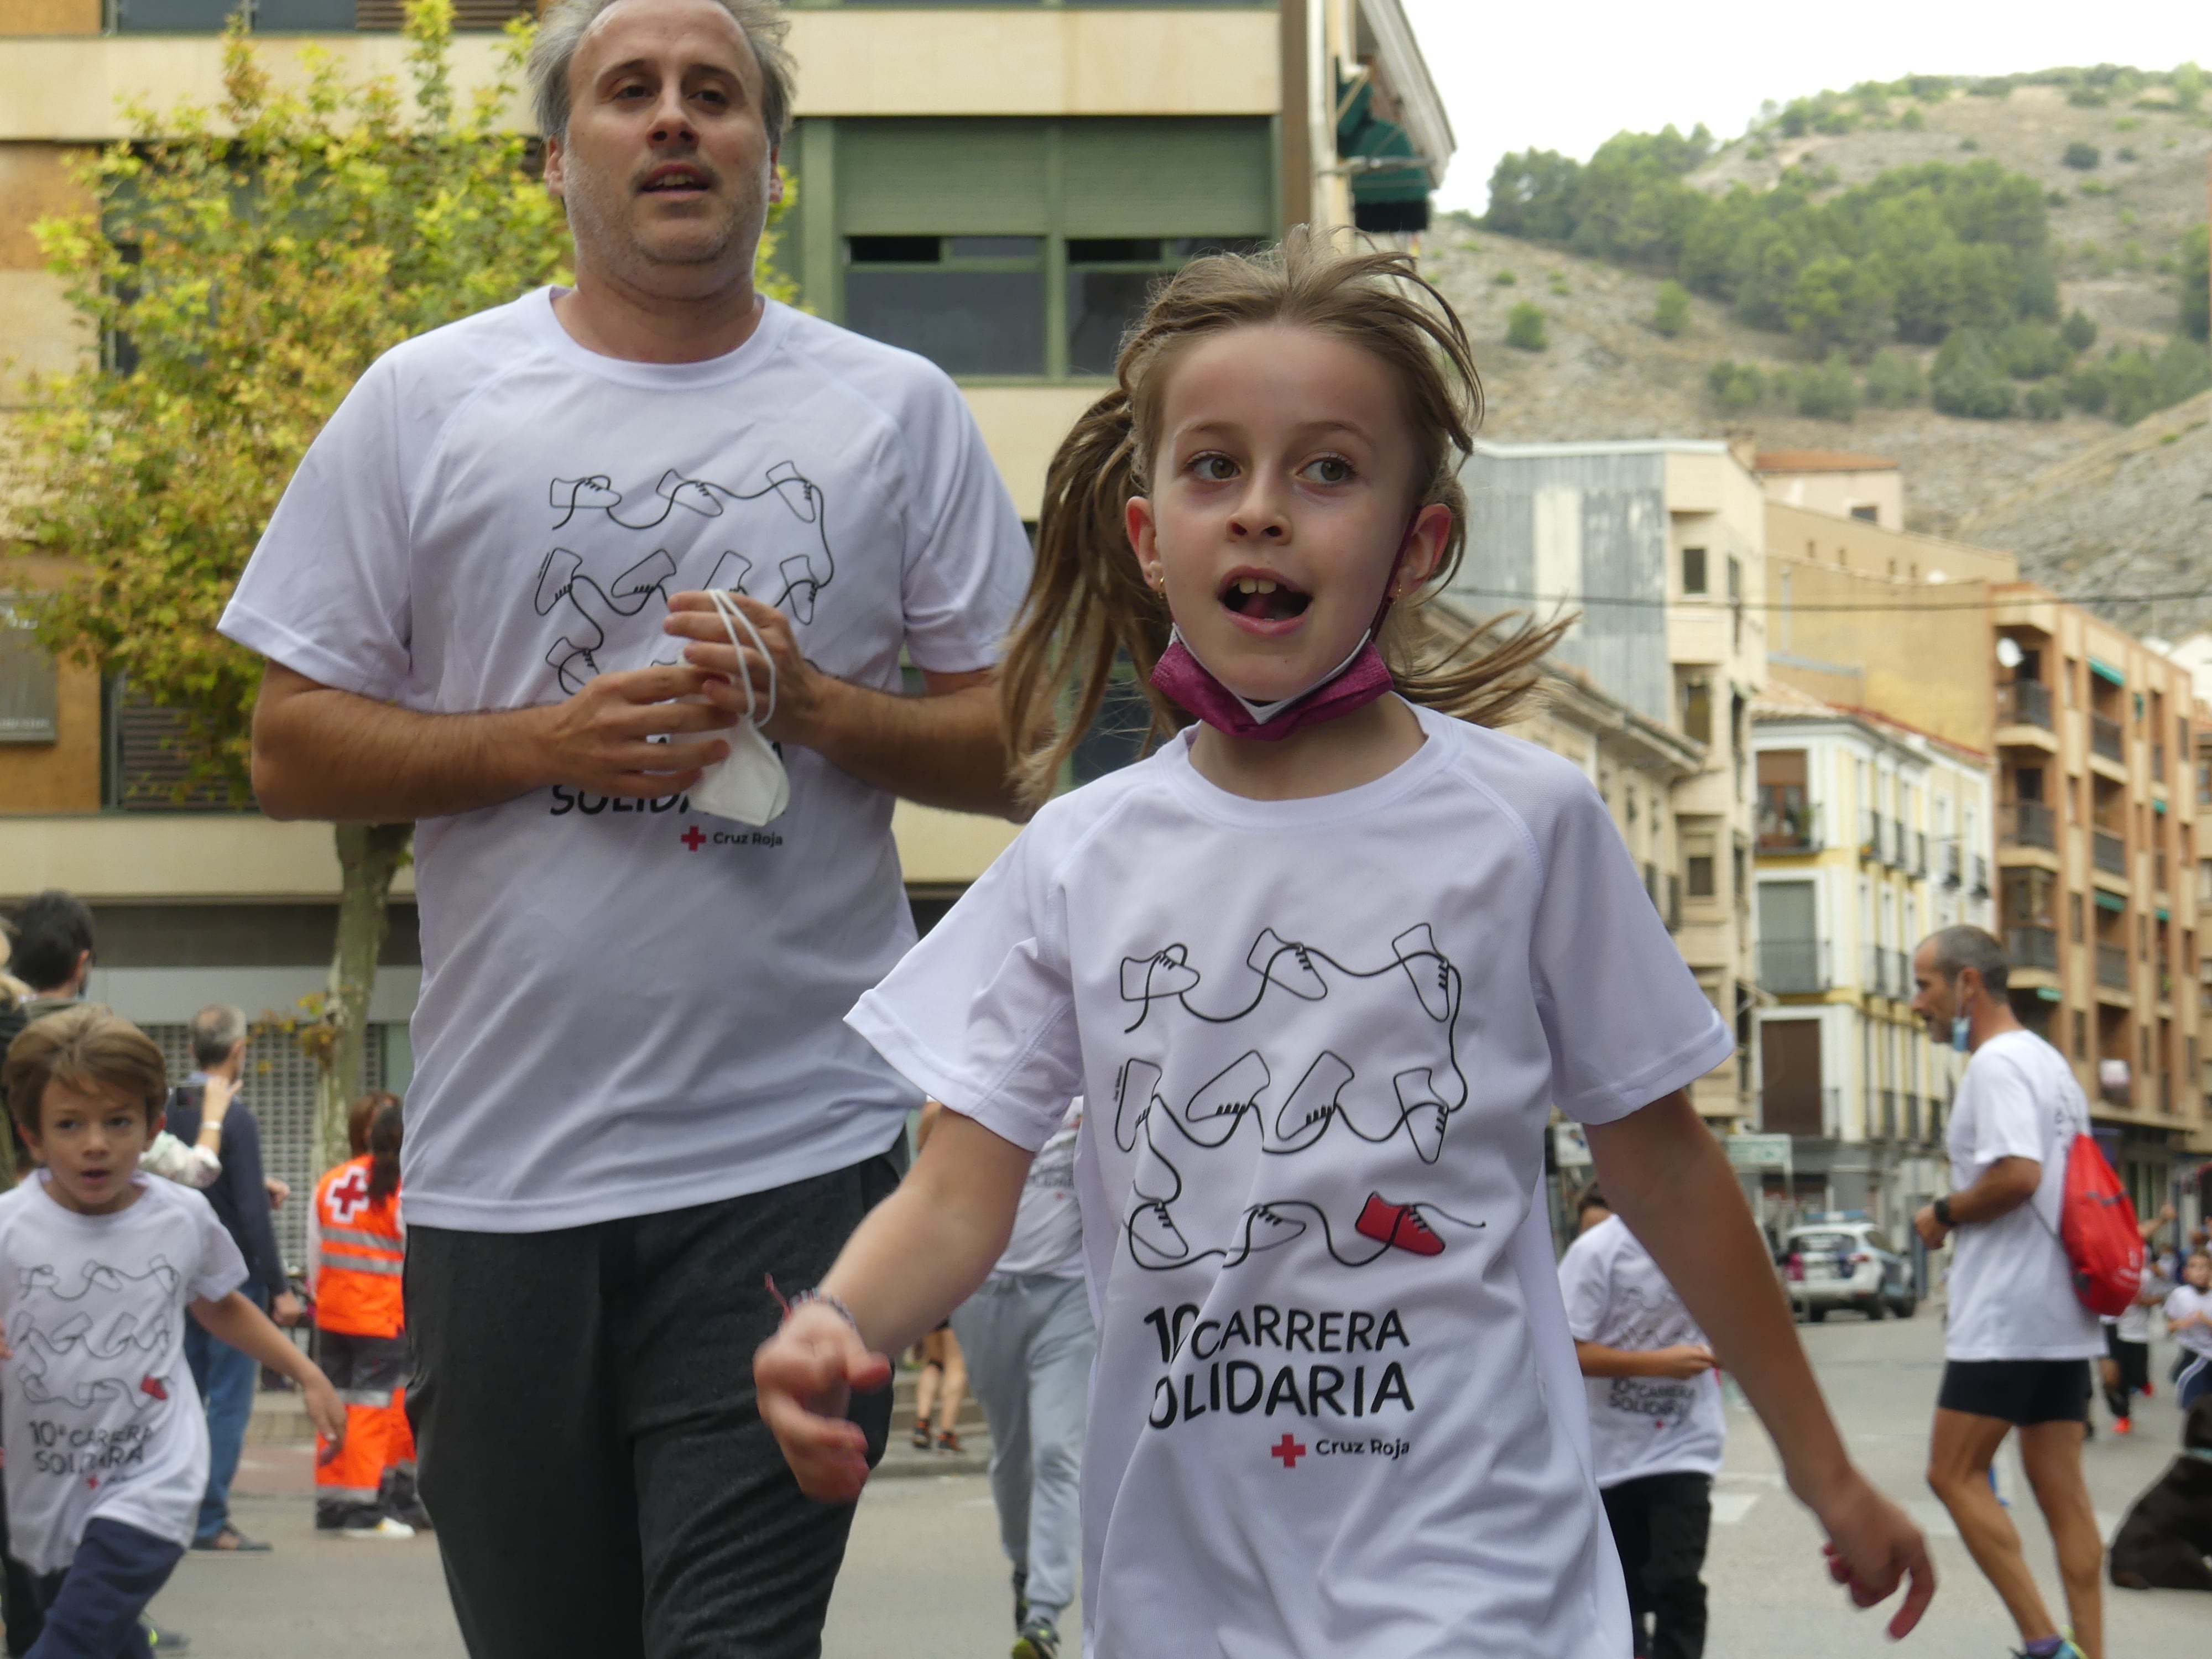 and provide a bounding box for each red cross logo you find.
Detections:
[1269,1433,1308,1469]
[681,826,706,851]
[327,1167,371,1224]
